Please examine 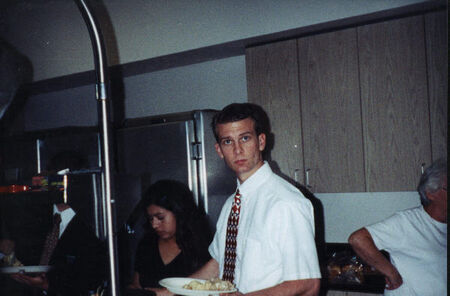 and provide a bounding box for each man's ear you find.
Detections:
[258,133,266,152]
[215,143,224,159]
